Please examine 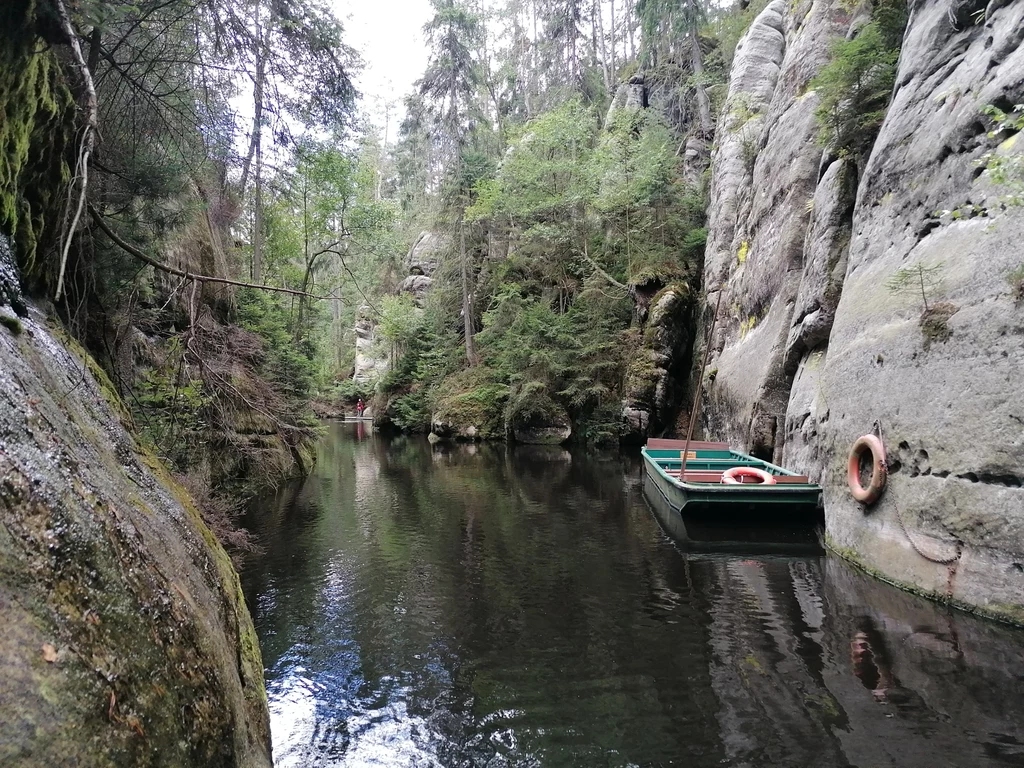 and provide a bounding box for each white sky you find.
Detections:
[336,0,434,142]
